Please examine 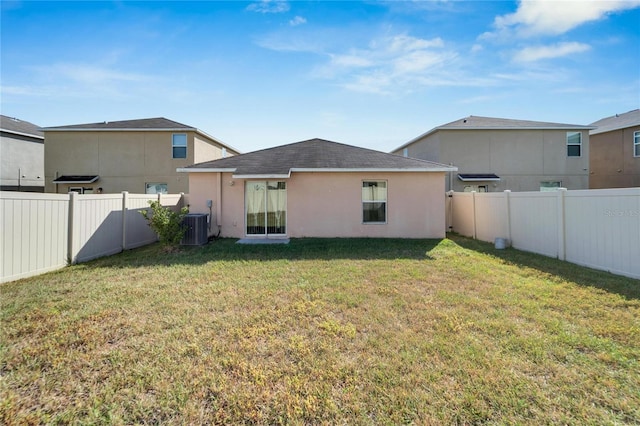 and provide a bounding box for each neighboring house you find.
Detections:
[42,117,239,194]
[1,115,45,192]
[179,138,456,239]
[588,109,640,189]
[392,116,595,192]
